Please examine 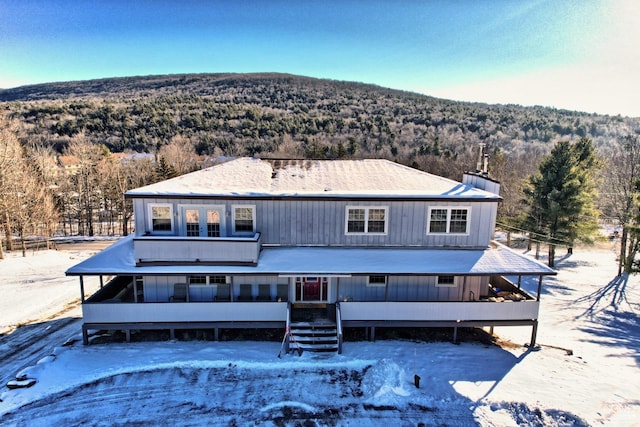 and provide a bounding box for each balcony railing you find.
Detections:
[82,301,287,324]
[340,300,539,323]
[133,232,262,265]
